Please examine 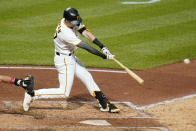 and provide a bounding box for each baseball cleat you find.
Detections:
[23,92,33,111]
[100,103,120,113]
[94,91,120,113]
[108,103,120,113]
